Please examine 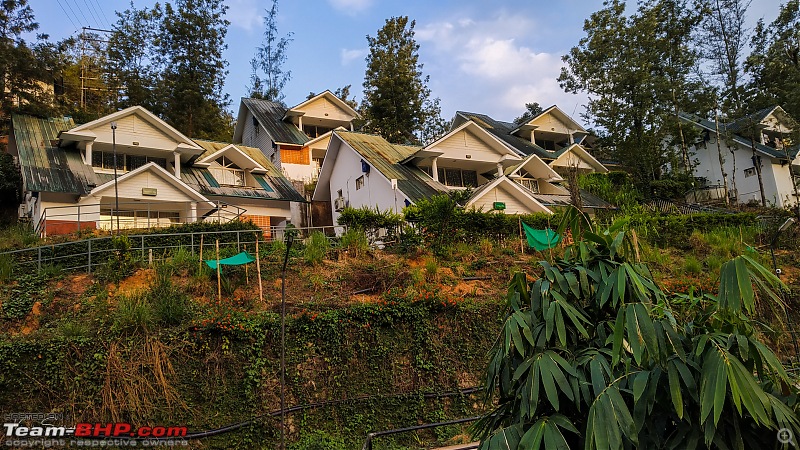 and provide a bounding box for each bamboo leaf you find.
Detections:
[668,361,684,419]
